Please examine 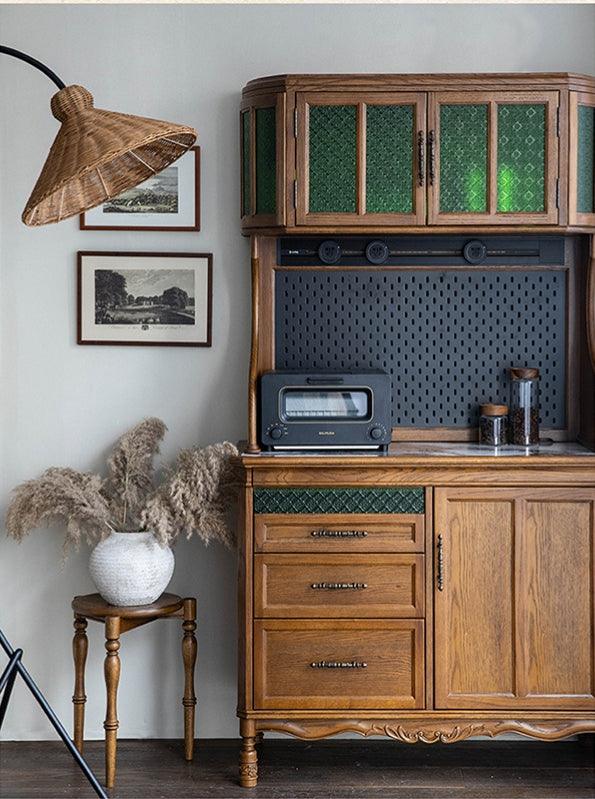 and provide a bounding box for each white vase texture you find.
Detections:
[89,531,175,606]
